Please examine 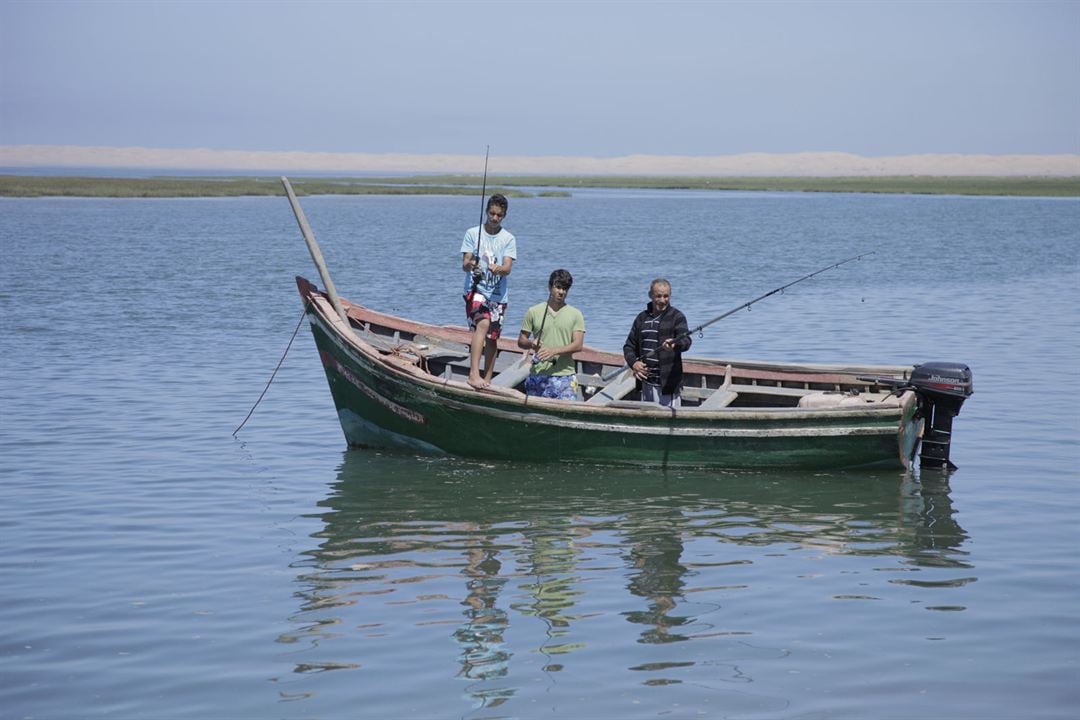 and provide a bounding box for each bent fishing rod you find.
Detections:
[604,251,875,381]
[468,145,491,298]
[531,296,552,360]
